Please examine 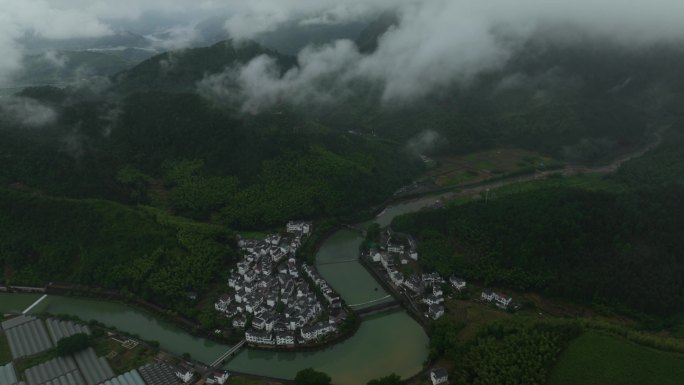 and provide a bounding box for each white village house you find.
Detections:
[481,290,513,309]
[206,371,230,385]
[449,276,467,291]
[430,368,449,385]
[175,365,195,384]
